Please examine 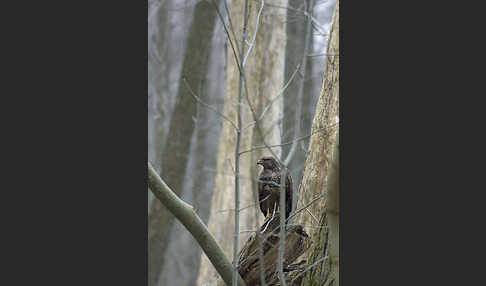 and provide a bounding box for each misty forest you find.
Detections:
[148,0,339,285]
